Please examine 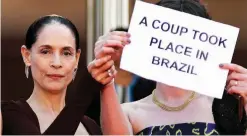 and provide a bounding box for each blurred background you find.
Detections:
[2,0,247,124]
